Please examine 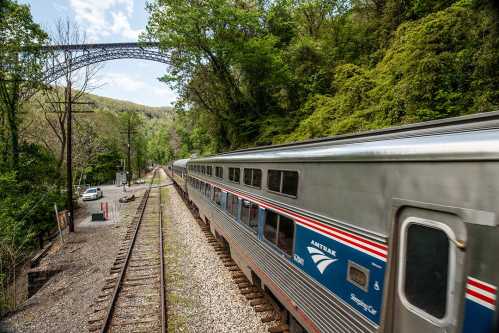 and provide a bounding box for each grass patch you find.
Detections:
[162,189,190,333]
